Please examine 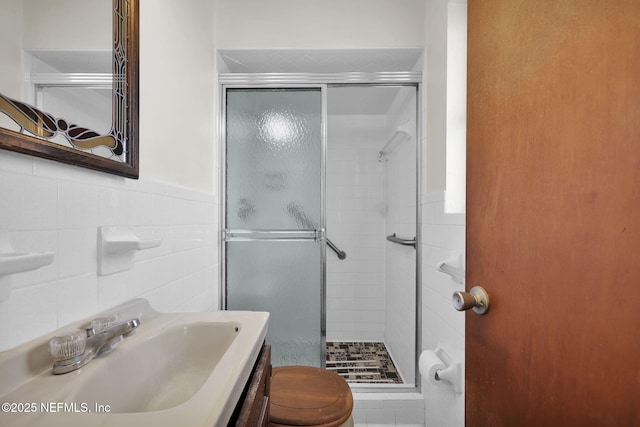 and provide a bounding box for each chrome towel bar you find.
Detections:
[386,233,417,249]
